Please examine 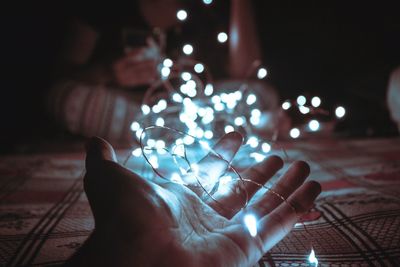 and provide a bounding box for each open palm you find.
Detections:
[65,134,320,267]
